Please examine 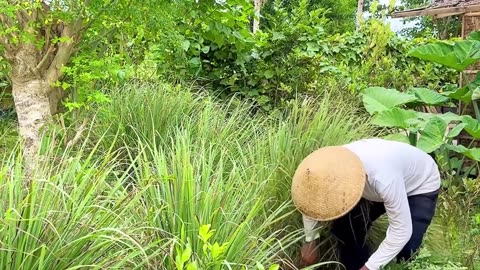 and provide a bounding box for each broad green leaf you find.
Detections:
[447,144,480,161]
[468,74,480,101]
[461,115,480,138]
[417,116,447,153]
[269,264,280,270]
[182,244,192,263]
[467,31,480,41]
[264,70,274,79]
[199,224,214,242]
[466,148,480,161]
[417,112,462,125]
[362,87,418,114]
[187,262,198,270]
[408,40,480,71]
[408,87,450,105]
[384,133,410,144]
[371,108,418,129]
[472,87,480,100]
[441,86,472,103]
[256,262,265,270]
[272,32,285,41]
[182,40,191,51]
[447,144,468,154]
[201,46,210,53]
[447,123,466,138]
[467,72,480,90]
